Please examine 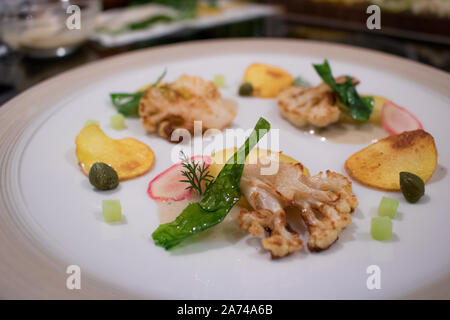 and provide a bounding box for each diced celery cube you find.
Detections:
[213,75,226,88]
[111,113,126,130]
[102,200,122,222]
[371,217,392,241]
[85,120,99,126]
[378,197,399,219]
